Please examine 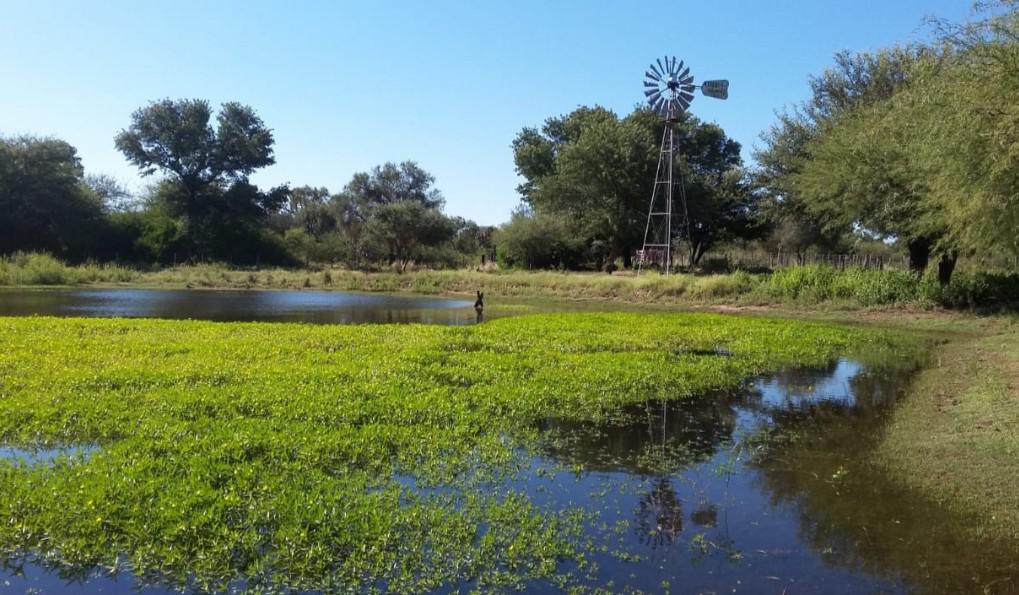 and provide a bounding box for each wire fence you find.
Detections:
[700,251,907,271]
[690,250,1019,273]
